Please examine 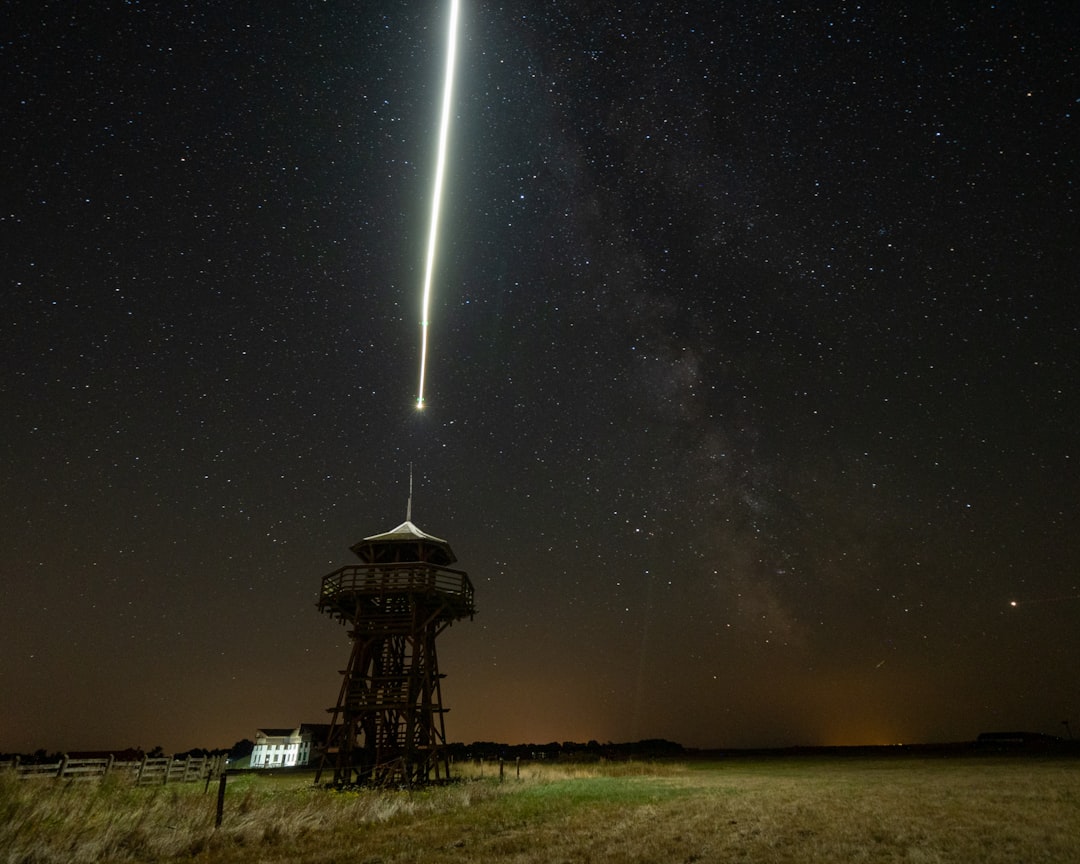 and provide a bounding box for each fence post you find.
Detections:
[215,772,228,828]
[499,758,504,782]
[57,754,69,779]
[137,755,148,785]
[516,757,521,779]
[104,754,115,778]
